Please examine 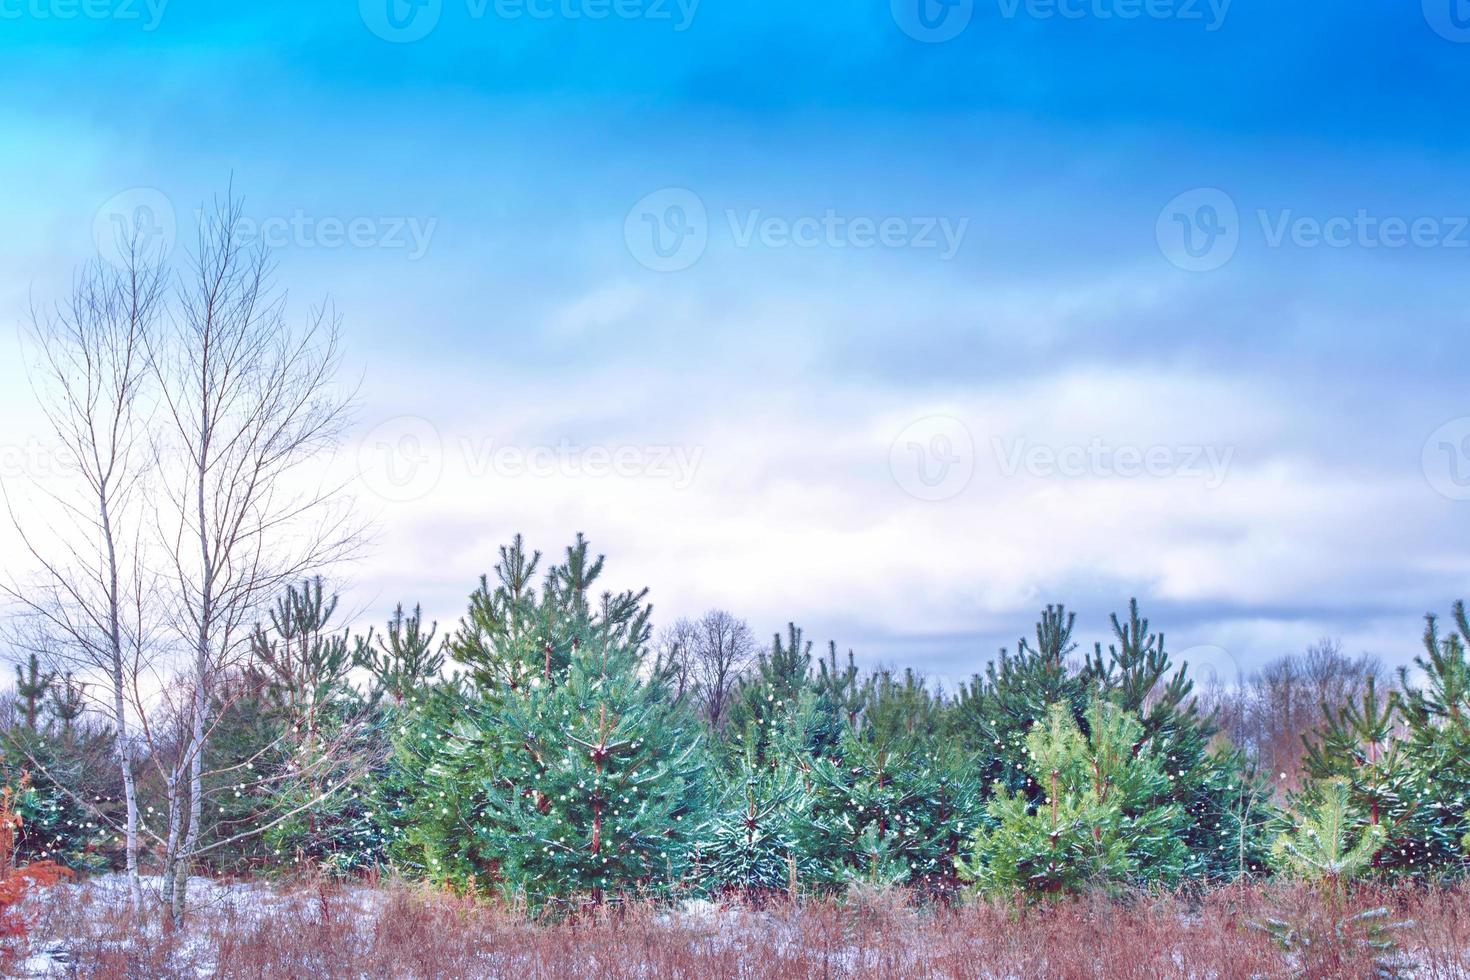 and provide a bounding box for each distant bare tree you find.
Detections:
[2,237,165,913]
[148,194,363,922]
[1301,638,1383,713]
[650,611,756,728]
[651,619,697,707]
[686,610,756,730]
[1202,638,1386,793]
